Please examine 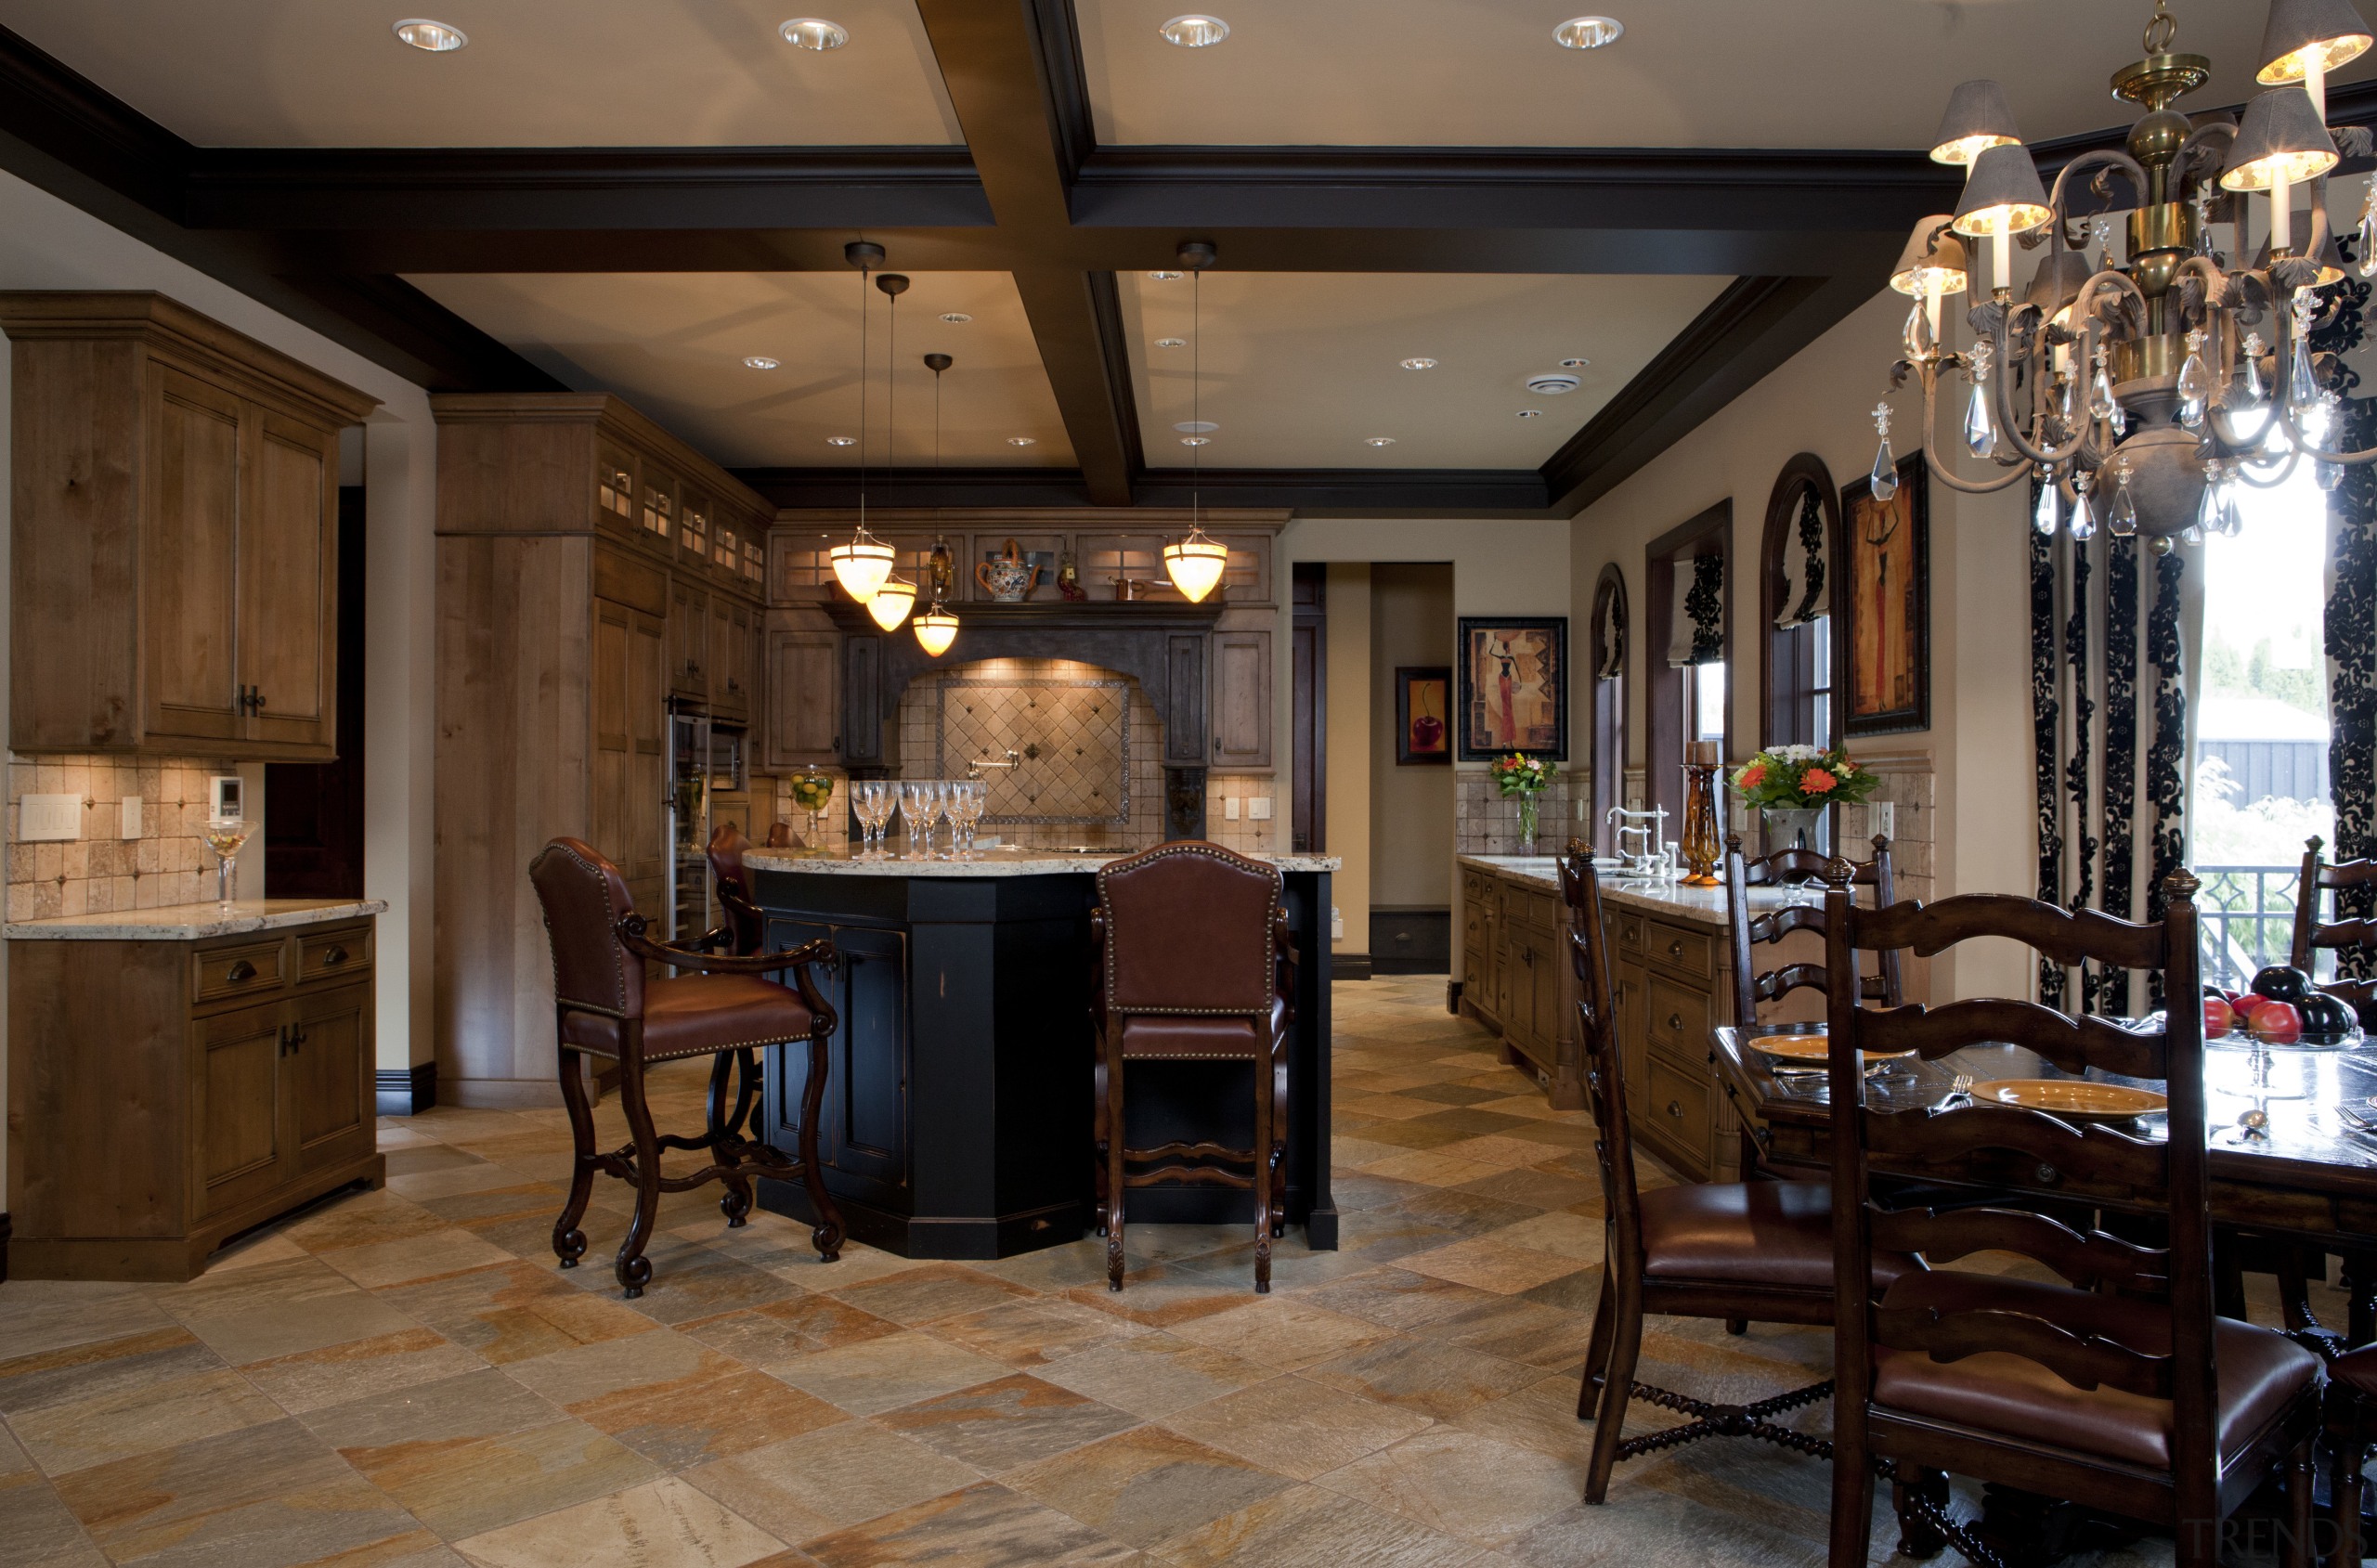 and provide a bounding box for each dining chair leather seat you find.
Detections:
[1872,1271,2320,1470]
[1117,997,1288,1060]
[1639,1179,1920,1292]
[560,974,814,1063]
[2334,1344,2377,1400]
